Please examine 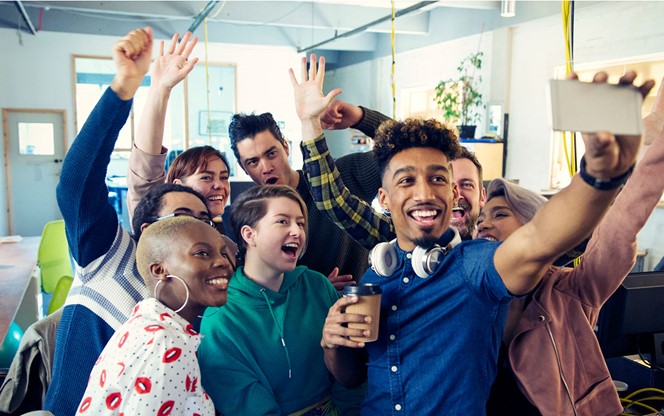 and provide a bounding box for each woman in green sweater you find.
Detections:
[199,185,361,415]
